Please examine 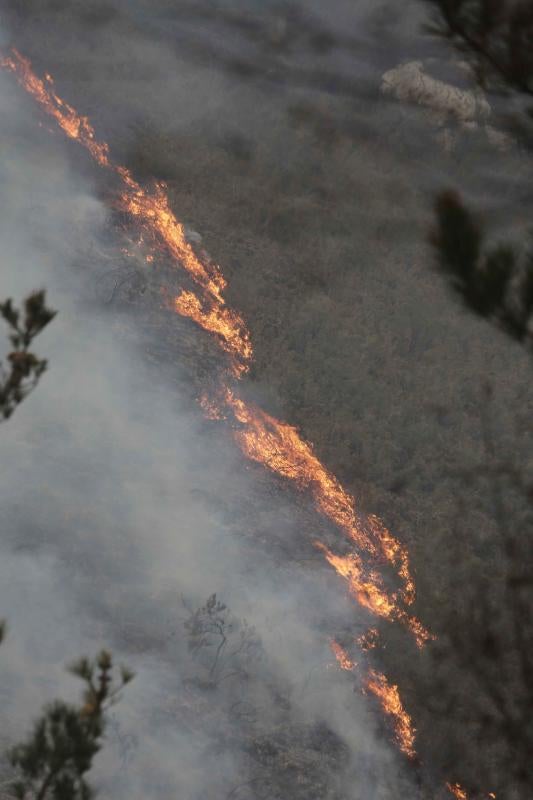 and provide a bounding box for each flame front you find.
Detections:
[365,668,417,759]
[174,291,252,377]
[4,47,466,788]
[1,49,252,378]
[446,784,496,800]
[447,785,468,800]
[1,44,428,643]
[330,640,416,760]
[215,385,431,645]
[329,639,357,671]
[358,627,379,651]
